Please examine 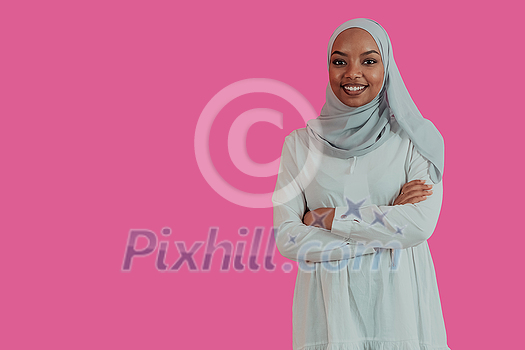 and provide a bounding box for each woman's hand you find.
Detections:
[393,179,433,206]
[303,180,432,229]
[303,208,335,230]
